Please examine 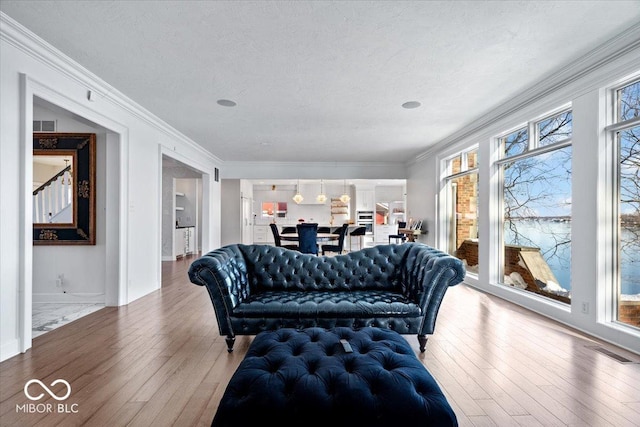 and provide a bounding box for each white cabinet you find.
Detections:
[174,229,185,258]
[175,226,195,258]
[185,227,195,254]
[355,189,374,211]
[253,225,274,244]
[375,224,397,243]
